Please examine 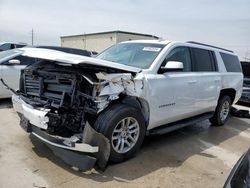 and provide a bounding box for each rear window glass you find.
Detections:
[192,48,215,72]
[220,52,242,72]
